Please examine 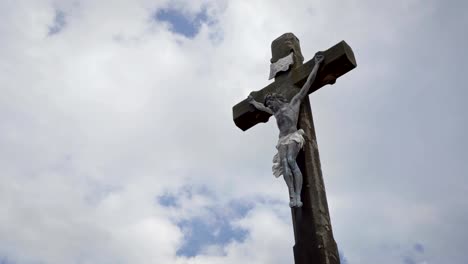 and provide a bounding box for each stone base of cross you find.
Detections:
[232,33,356,264]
